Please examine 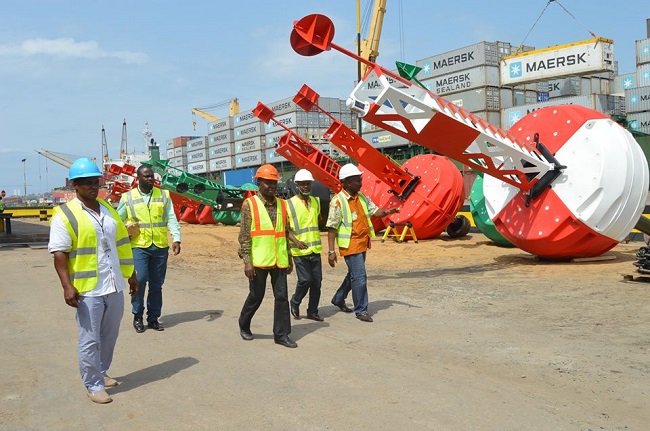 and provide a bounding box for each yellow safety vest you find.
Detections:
[287,195,321,257]
[334,191,375,249]
[122,187,170,248]
[248,195,289,268]
[53,199,134,294]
